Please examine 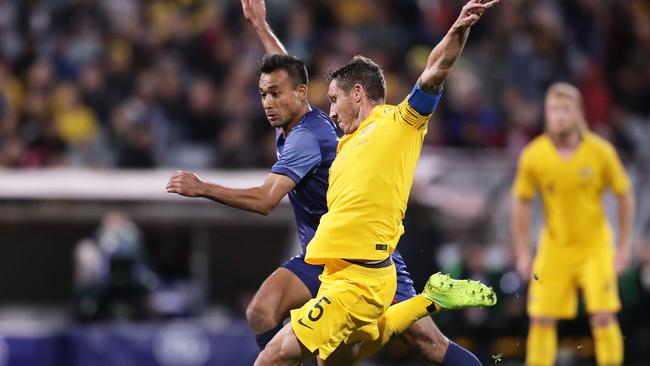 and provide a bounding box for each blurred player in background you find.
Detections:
[512,82,635,366]
[244,1,498,365]
[167,0,496,364]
